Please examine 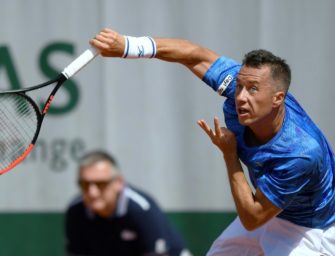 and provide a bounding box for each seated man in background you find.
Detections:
[65,150,191,256]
